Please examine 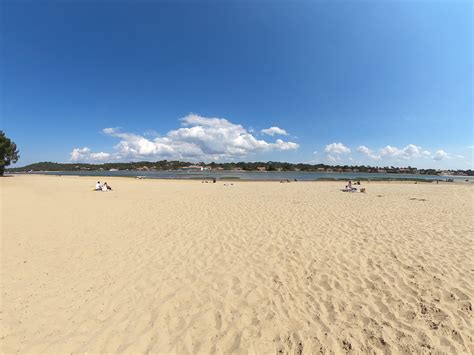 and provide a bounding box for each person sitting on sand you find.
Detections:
[341,180,358,192]
[102,182,112,191]
[95,181,102,191]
